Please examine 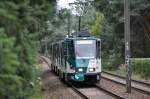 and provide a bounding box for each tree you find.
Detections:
[93,0,150,69]
[69,0,97,32]
[0,0,56,98]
